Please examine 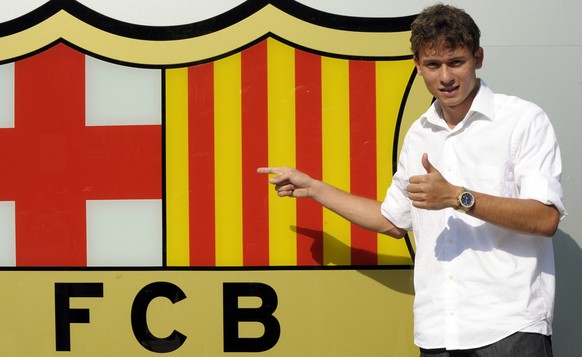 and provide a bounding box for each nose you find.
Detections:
[439,65,454,85]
